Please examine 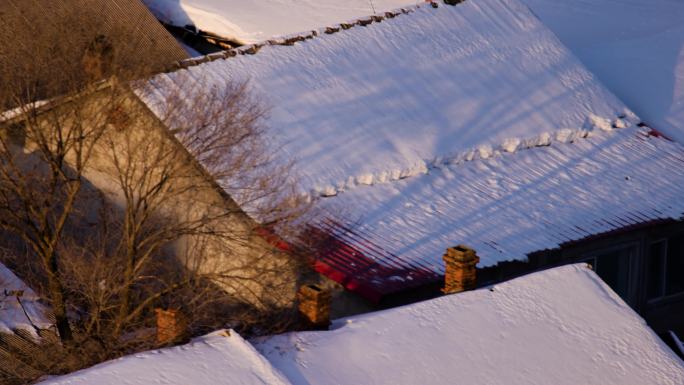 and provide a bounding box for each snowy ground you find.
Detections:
[521,0,684,144]
[255,264,684,385]
[142,0,424,44]
[38,330,292,385]
[144,0,629,201]
[0,263,52,339]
